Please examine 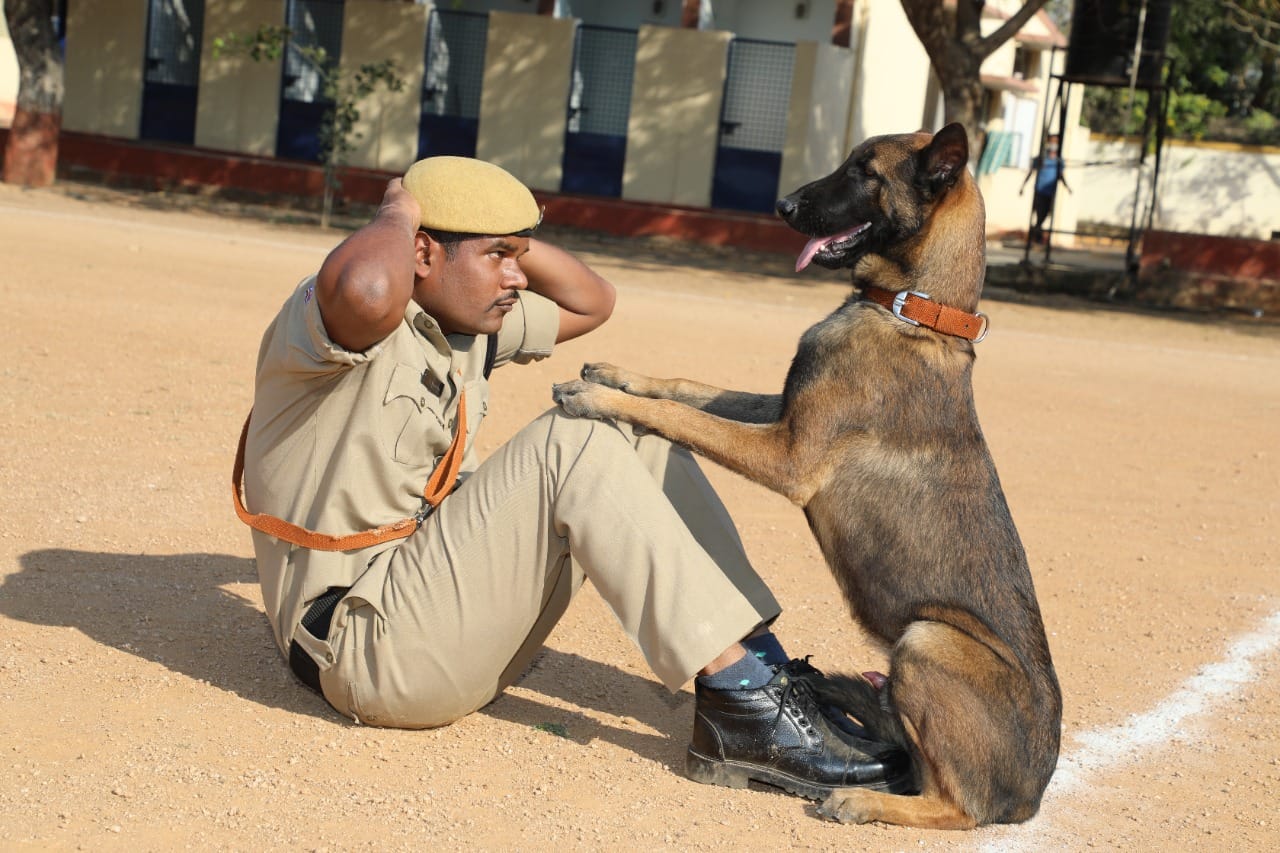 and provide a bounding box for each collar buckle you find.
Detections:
[891,290,930,326]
